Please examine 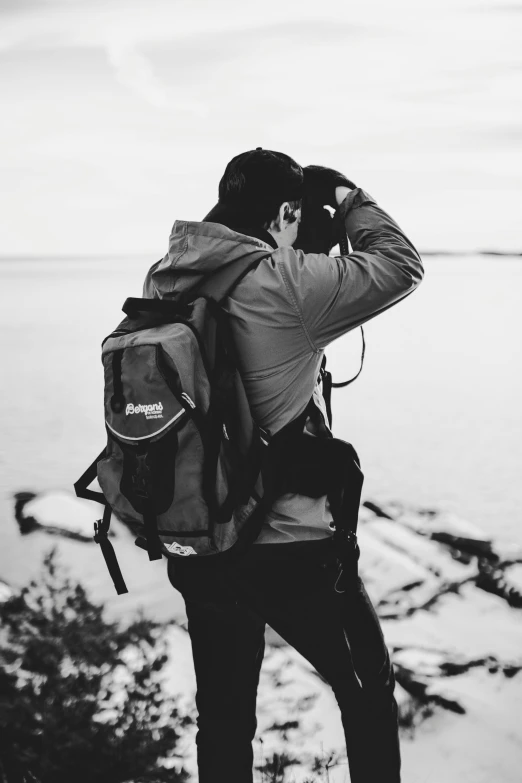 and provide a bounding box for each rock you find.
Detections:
[393,681,418,727]
[491,541,522,566]
[356,517,479,618]
[401,669,522,783]
[358,525,435,605]
[14,490,105,542]
[356,504,522,622]
[361,500,397,519]
[382,583,522,664]
[377,577,522,749]
[503,563,522,595]
[13,491,38,533]
[393,647,451,678]
[396,509,496,559]
[0,579,13,604]
[476,560,522,608]
[365,518,478,583]
[394,663,466,715]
